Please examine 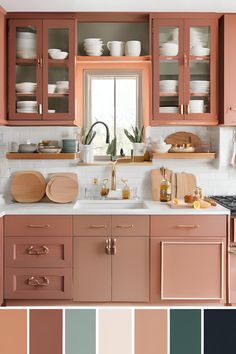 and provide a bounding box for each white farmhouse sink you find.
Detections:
[73,199,147,210]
